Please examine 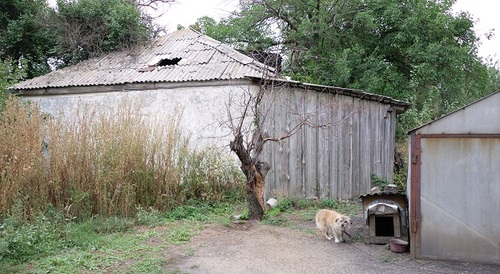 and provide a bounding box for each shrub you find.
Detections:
[0,206,66,262]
